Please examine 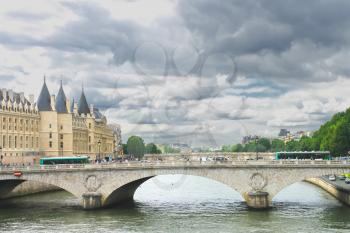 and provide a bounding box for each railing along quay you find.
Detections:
[0,160,349,172]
